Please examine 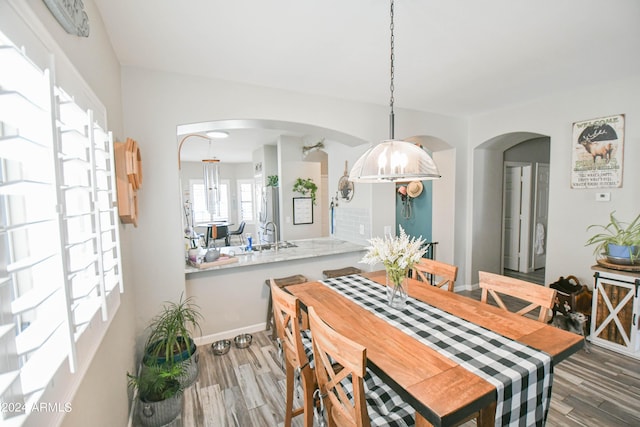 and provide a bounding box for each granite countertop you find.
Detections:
[185,237,366,274]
